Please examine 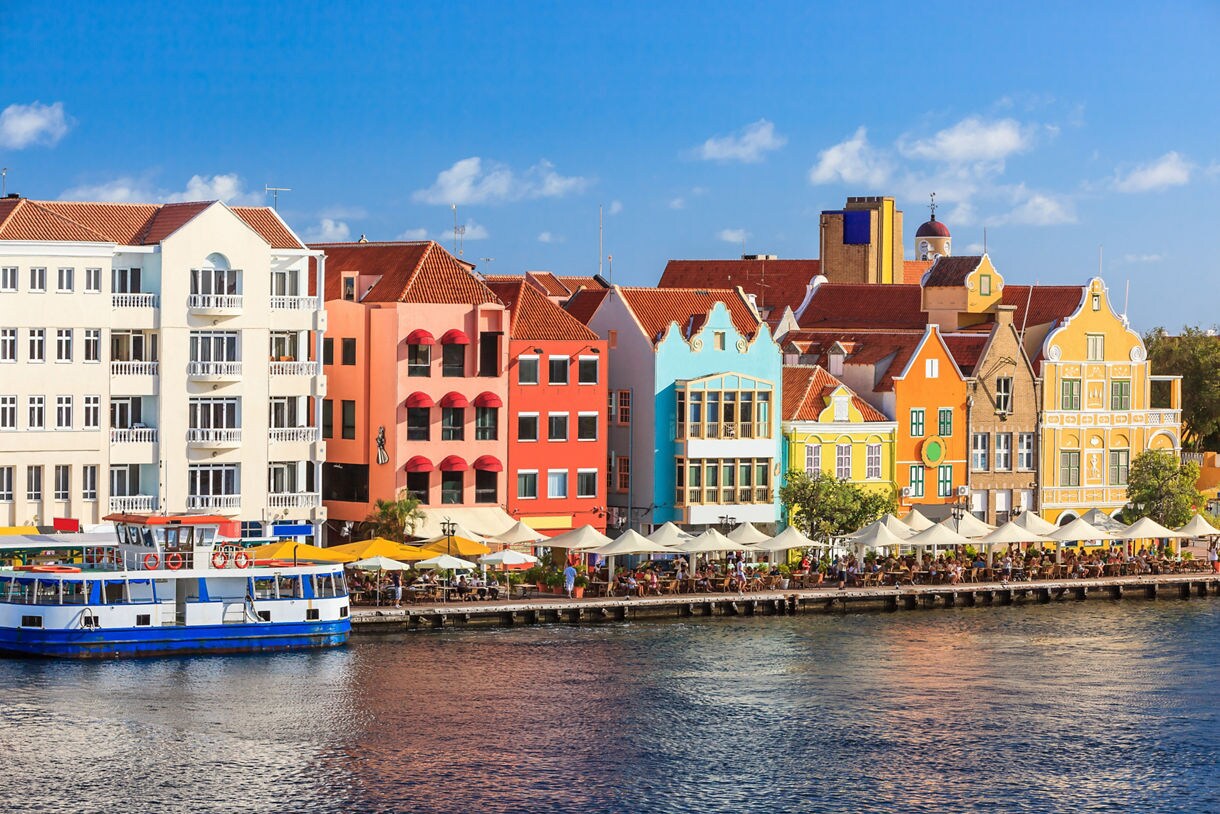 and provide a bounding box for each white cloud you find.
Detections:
[0,101,71,149]
[1112,151,1193,193]
[694,119,786,163]
[717,228,749,244]
[964,242,985,254]
[900,117,1033,163]
[995,188,1077,226]
[396,227,429,241]
[302,218,350,242]
[809,127,893,187]
[1122,253,1163,264]
[168,174,261,204]
[668,197,686,210]
[455,220,490,240]
[59,172,261,205]
[412,157,589,205]
[607,200,623,215]
[537,231,563,244]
